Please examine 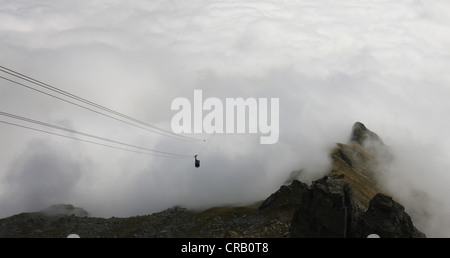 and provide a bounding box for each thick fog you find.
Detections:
[1,0,450,237]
